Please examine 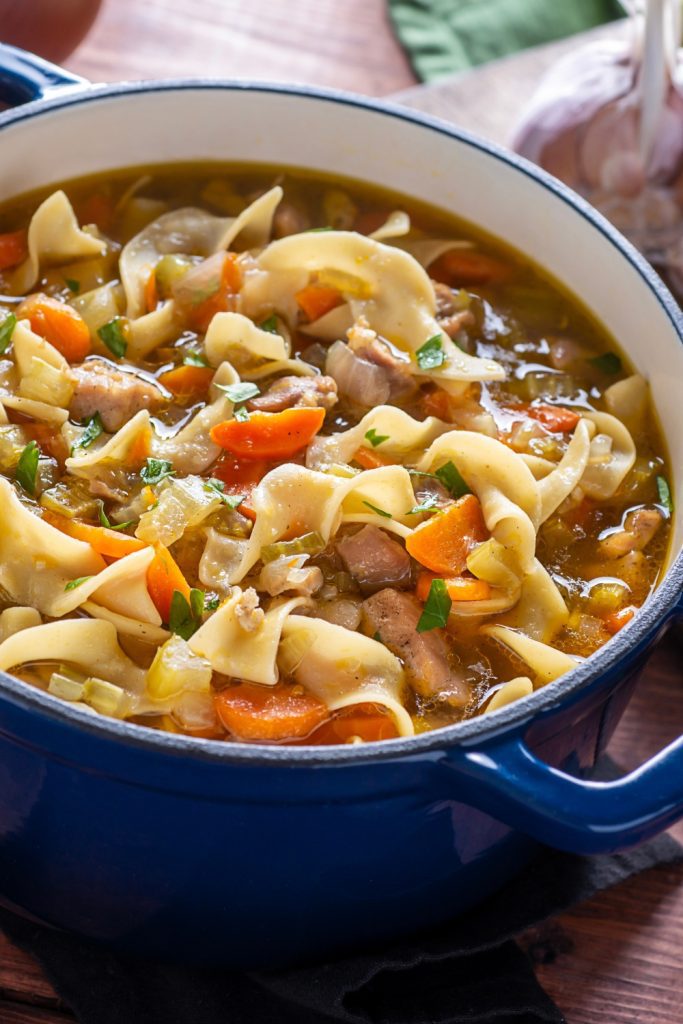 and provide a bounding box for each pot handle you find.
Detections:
[443,728,683,855]
[0,43,88,108]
